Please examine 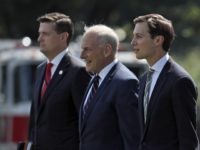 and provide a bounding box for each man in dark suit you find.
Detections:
[79,24,140,150]
[28,12,90,150]
[131,13,199,150]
